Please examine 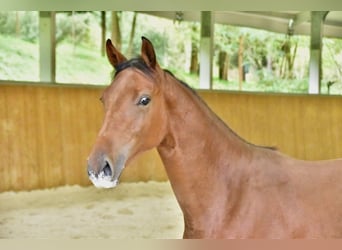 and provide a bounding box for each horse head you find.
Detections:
[87,37,168,188]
